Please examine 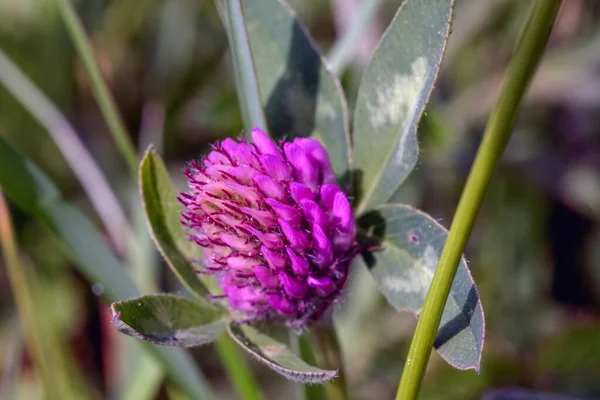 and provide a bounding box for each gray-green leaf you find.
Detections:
[357,204,484,371]
[353,0,455,213]
[240,0,351,184]
[140,146,212,297]
[227,323,337,383]
[112,294,227,347]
